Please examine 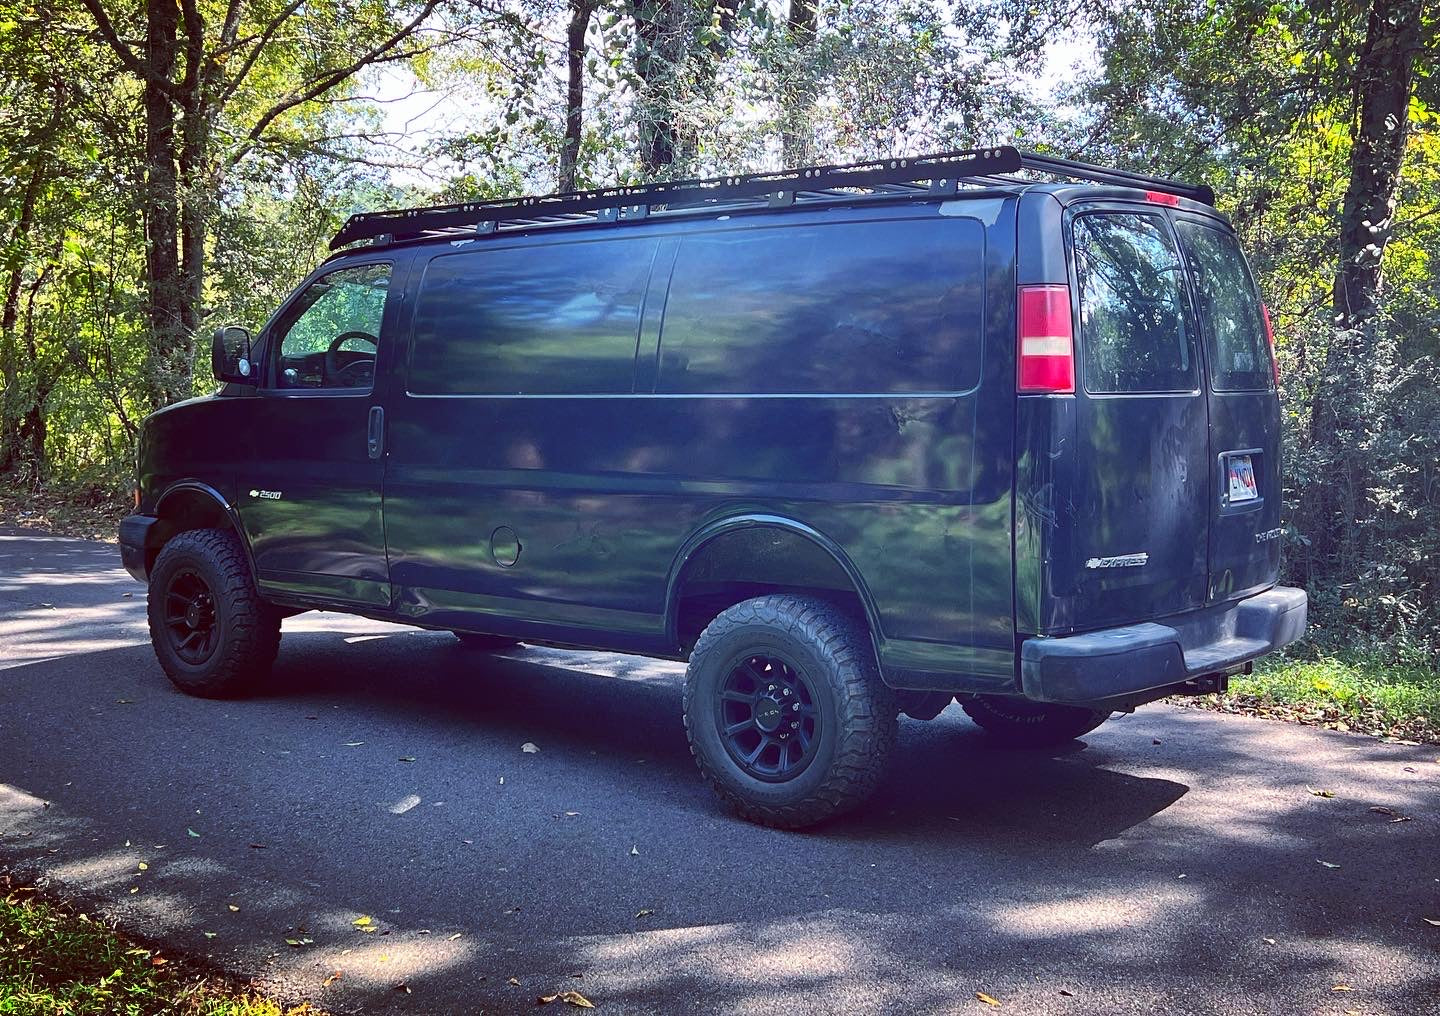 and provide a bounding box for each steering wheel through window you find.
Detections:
[271,263,391,390]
